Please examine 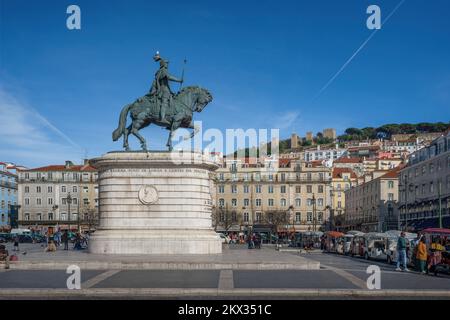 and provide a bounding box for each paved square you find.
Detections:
[233,270,359,289]
[93,270,220,288]
[347,270,450,290]
[0,270,103,289]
